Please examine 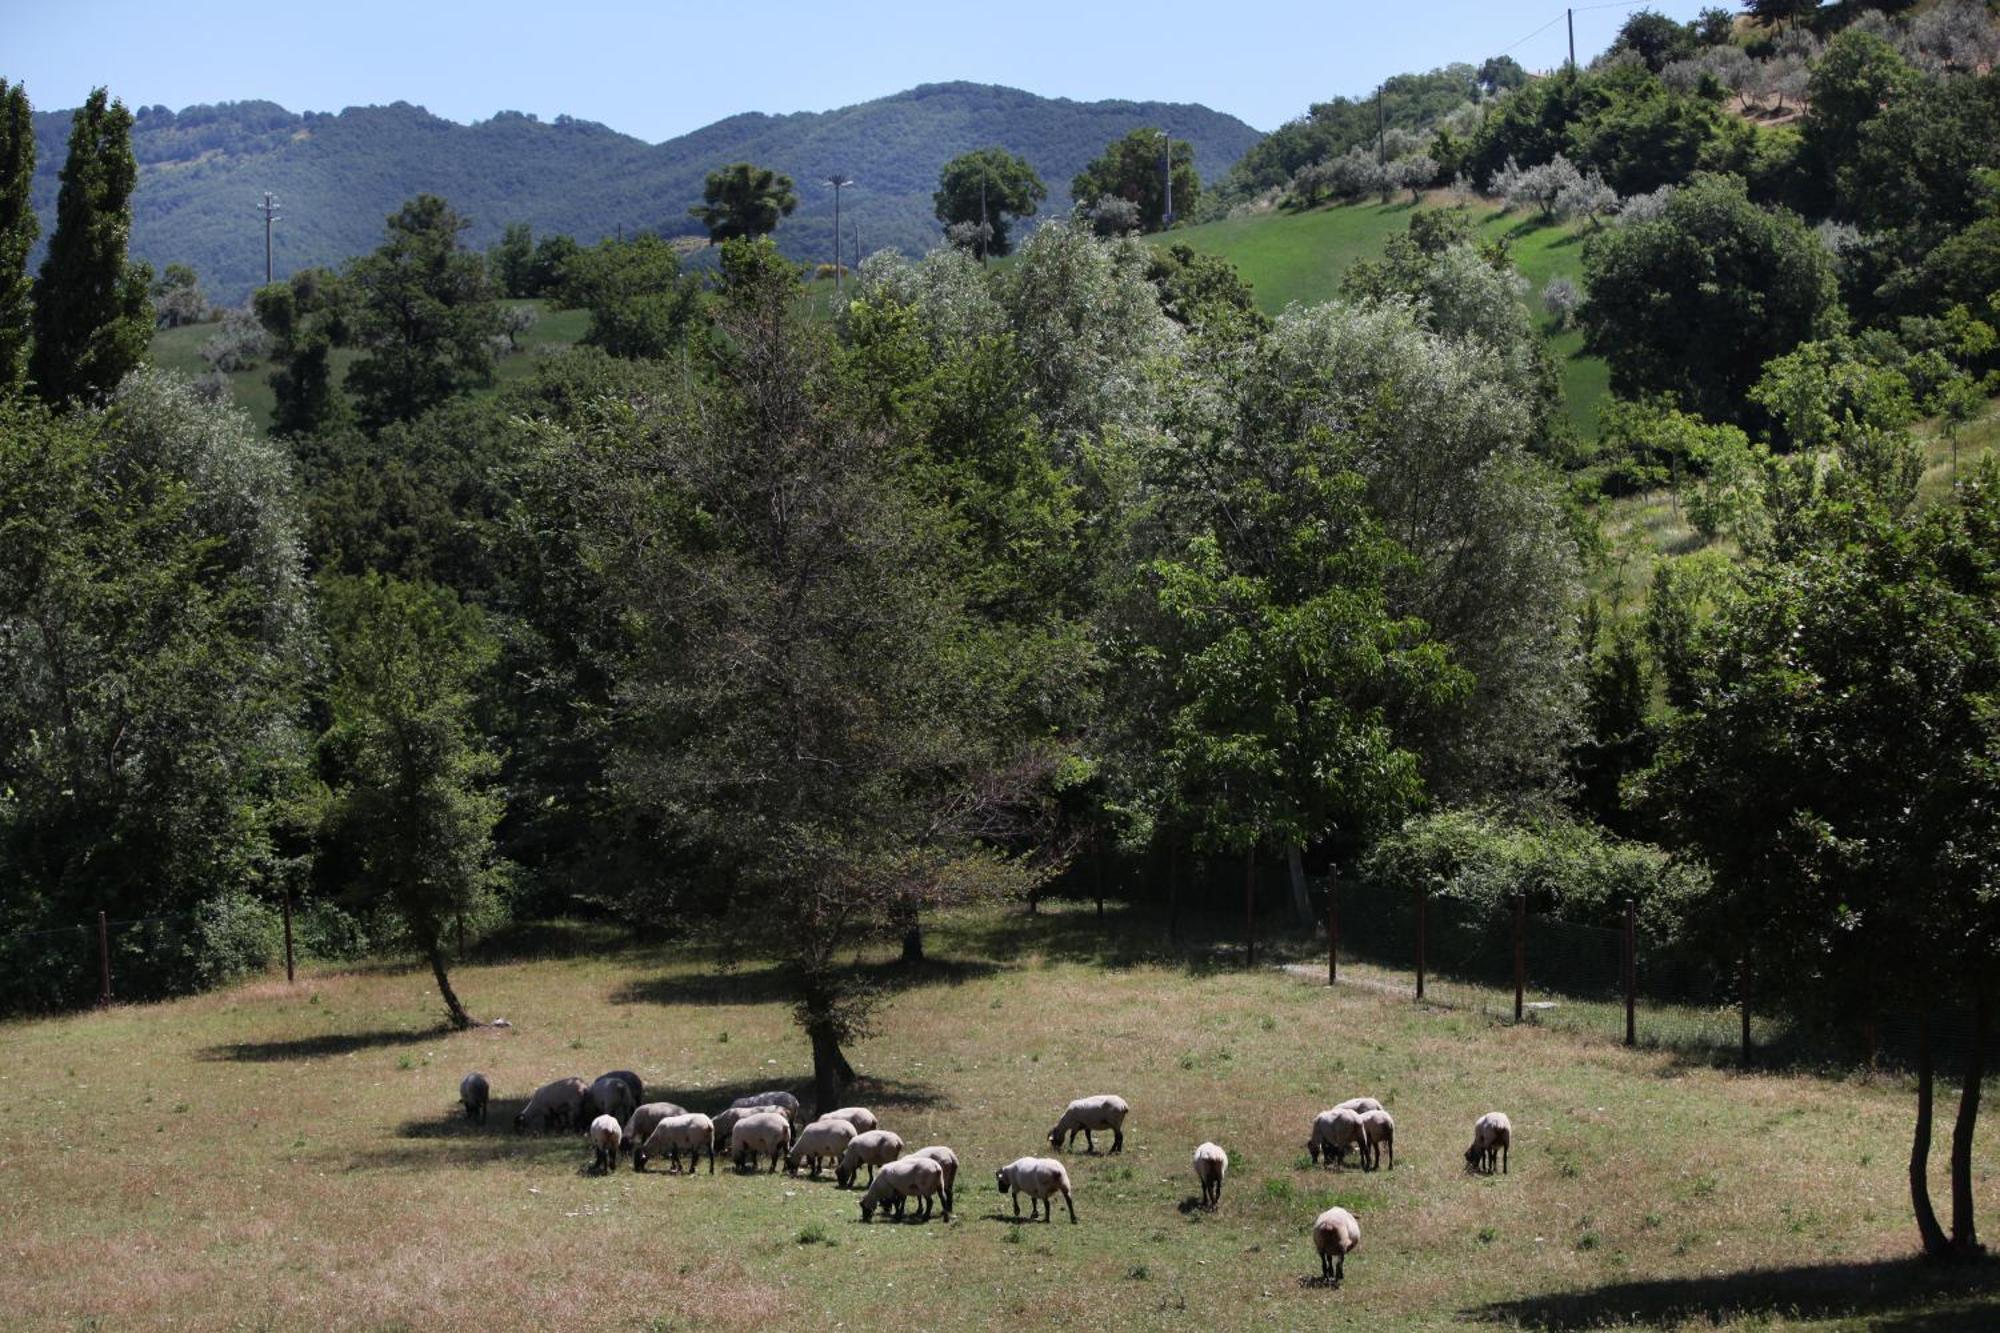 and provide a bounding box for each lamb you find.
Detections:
[859,1155,947,1223]
[729,1110,792,1173]
[515,1077,587,1134]
[1048,1094,1128,1155]
[636,1112,715,1174]
[727,1090,803,1124]
[587,1114,623,1175]
[821,1106,879,1134]
[623,1102,687,1153]
[1465,1111,1511,1174]
[912,1147,958,1214]
[834,1129,906,1189]
[1192,1141,1227,1208]
[786,1117,858,1179]
[1307,1107,1368,1168]
[459,1072,489,1125]
[1335,1096,1383,1115]
[1312,1205,1361,1283]
[1359,1108,1395,1171]
[584,1073,638,1126]
[995,1156,1076,1223]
